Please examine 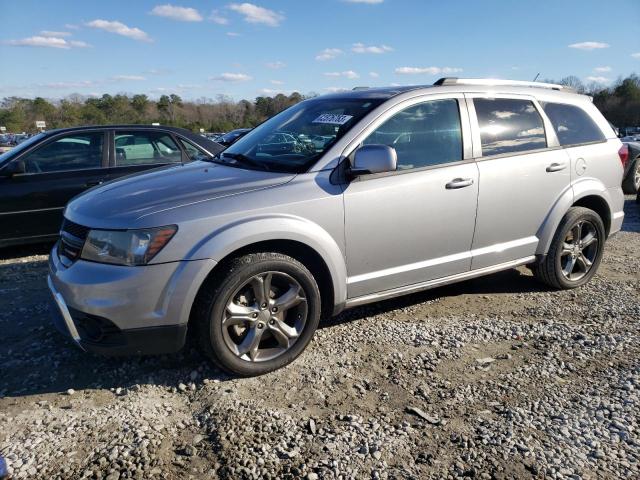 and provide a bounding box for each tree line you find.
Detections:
[0,92,307,133]
[1,74,639,134]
